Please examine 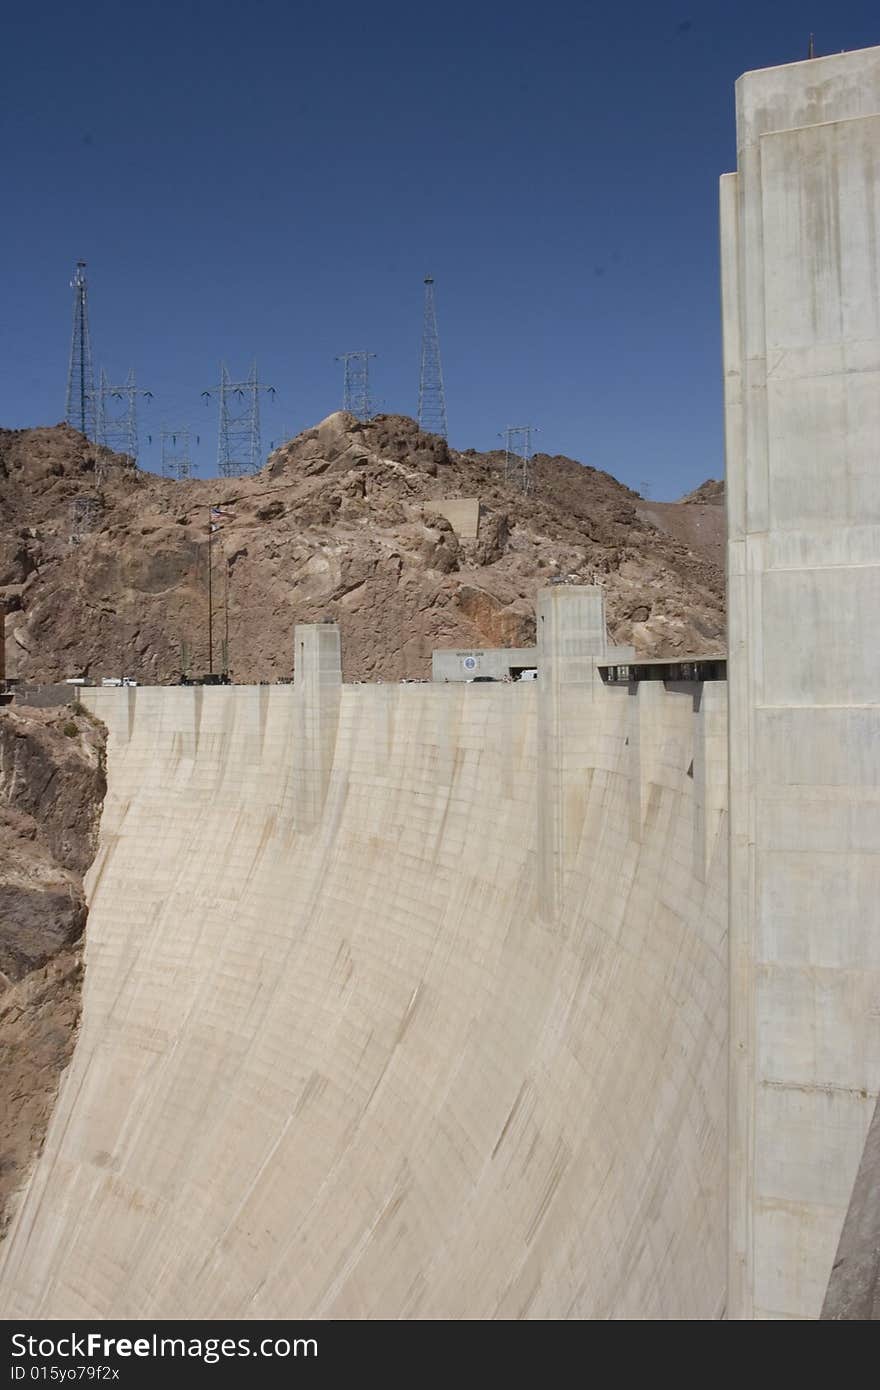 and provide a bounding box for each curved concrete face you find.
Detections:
[0,631,728,1318]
